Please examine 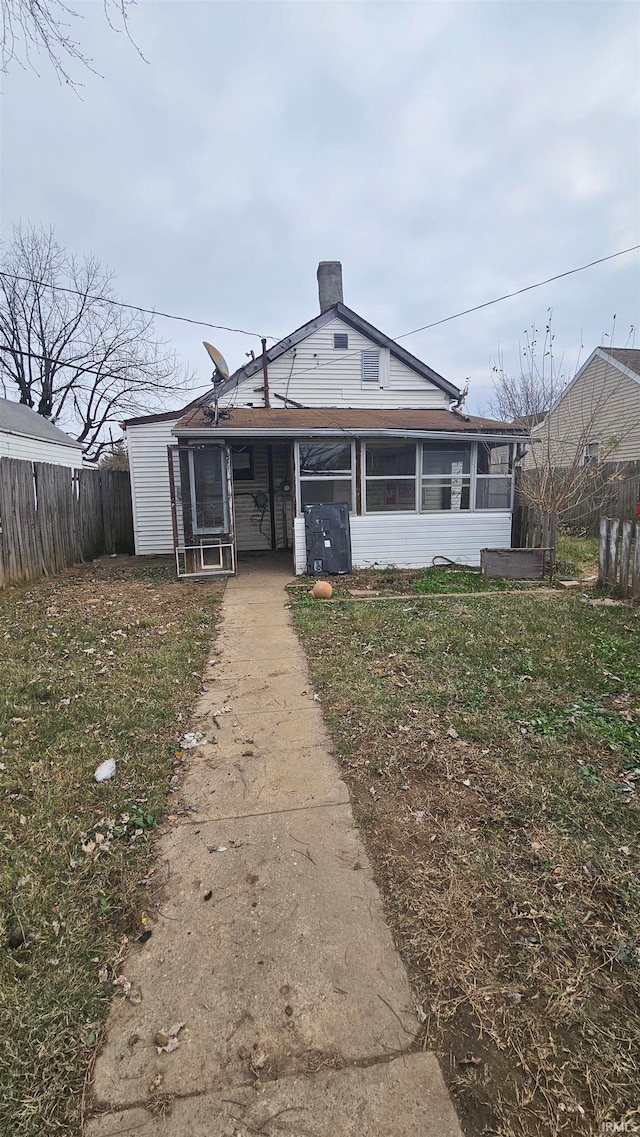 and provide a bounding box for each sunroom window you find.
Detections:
[421,443,471,510]
[365,442,416,511]
[475,442,513,509]
[298,441,354,511]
